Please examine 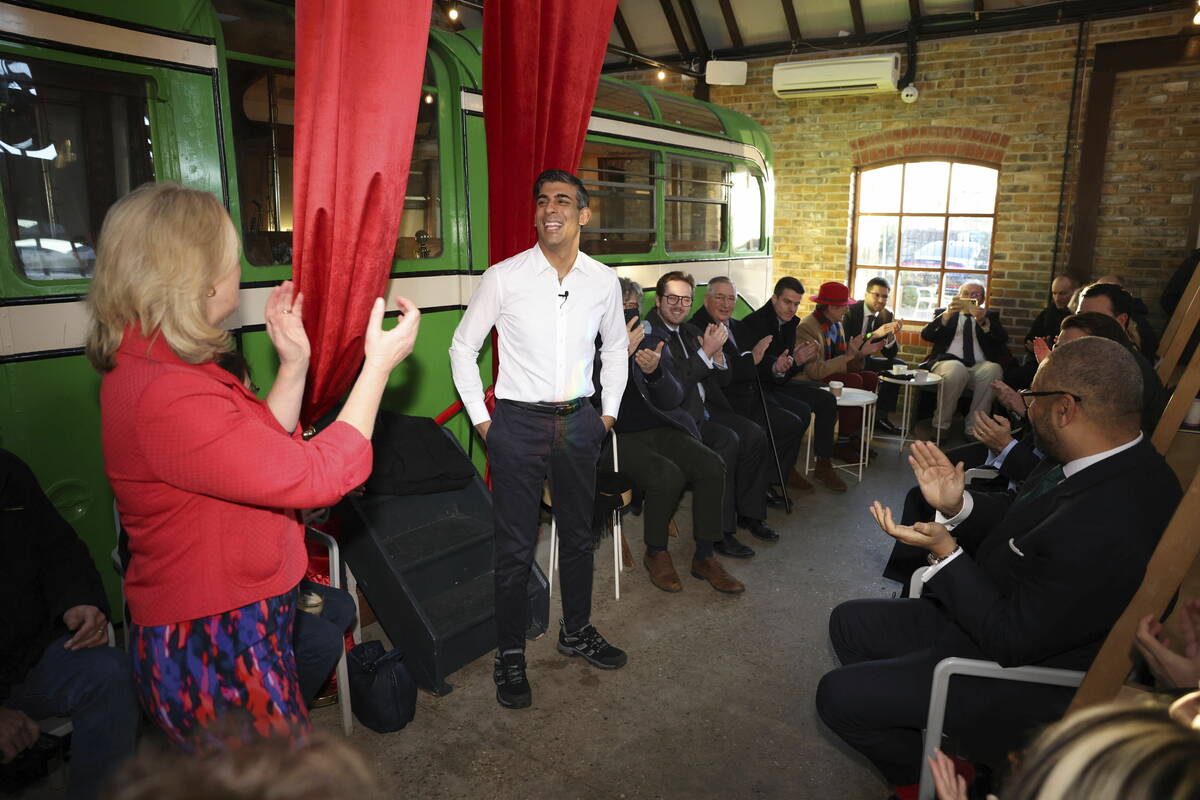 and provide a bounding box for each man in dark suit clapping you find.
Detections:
[844,277,904,433]
[816,336,1182,797]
